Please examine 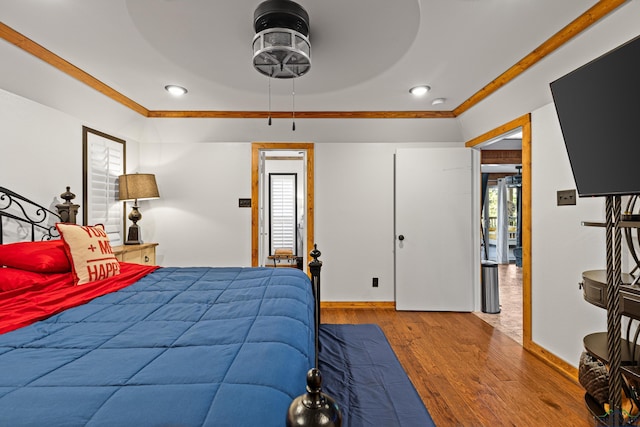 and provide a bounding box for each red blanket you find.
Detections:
[0,263,159,334]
